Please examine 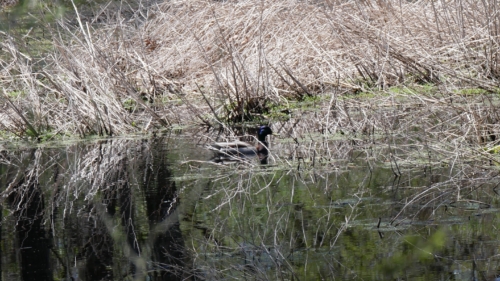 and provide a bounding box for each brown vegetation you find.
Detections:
[1,0,500,152]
